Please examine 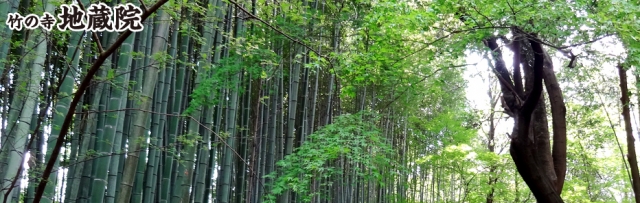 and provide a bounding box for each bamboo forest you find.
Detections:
[1,0,640,202]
